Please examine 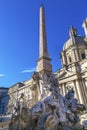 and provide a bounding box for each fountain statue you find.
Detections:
[9,72,86,130]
